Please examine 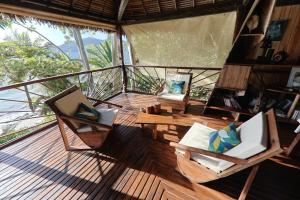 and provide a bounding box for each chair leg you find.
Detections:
[57,117,70,151]
[57,117,91,151]
[238,165,260,200]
